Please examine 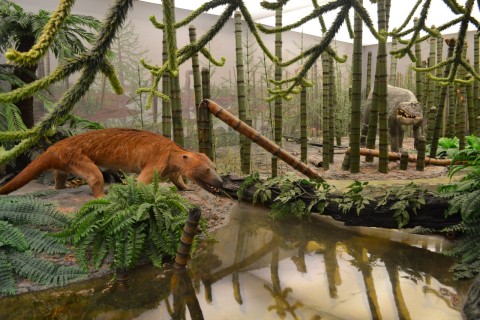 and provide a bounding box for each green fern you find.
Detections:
[60,173,199,272]
[0,195,86,295]
[438,159,480,279]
